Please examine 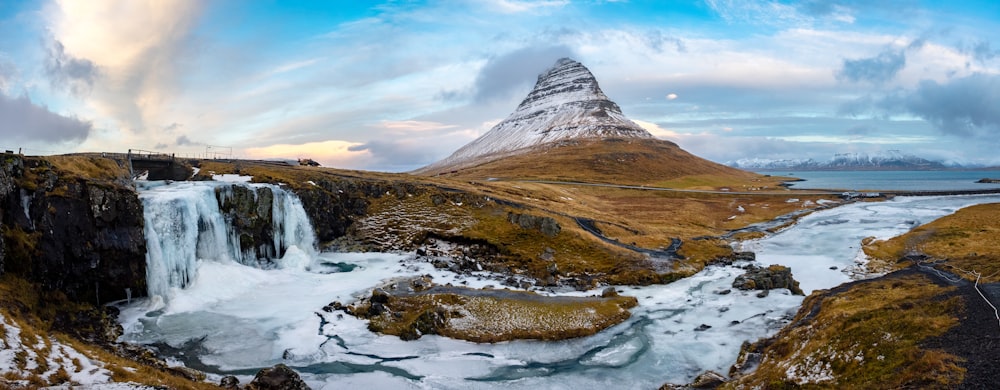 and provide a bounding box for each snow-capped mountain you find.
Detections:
[729,151,948,170]
[416,58,651,174]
